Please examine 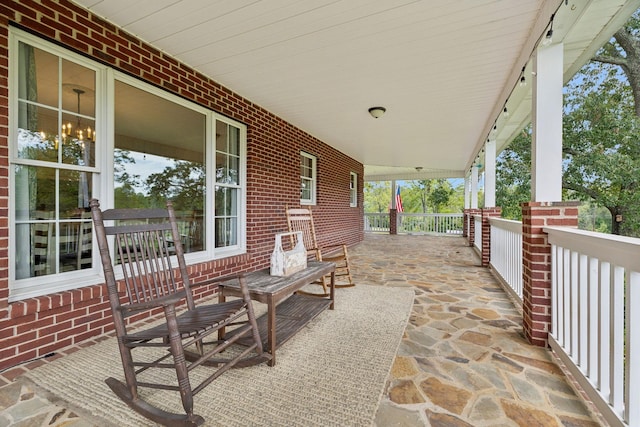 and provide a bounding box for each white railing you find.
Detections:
[364,213,463,234]
[364,213,390,232]
[473,215,482,251]
[489,217,523,301]
[546,227,640,427]
[398,213,463,235]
